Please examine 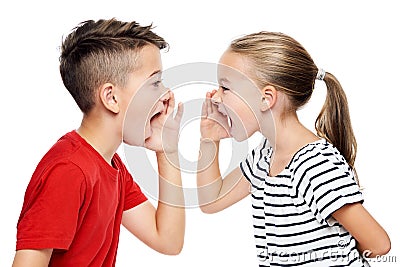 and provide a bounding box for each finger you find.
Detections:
[201,100,207,118]
[210,90,220,111]
[174,102,184,123]
[211,94,221,106]
[166,90,175,114]
[206,92,213,114]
